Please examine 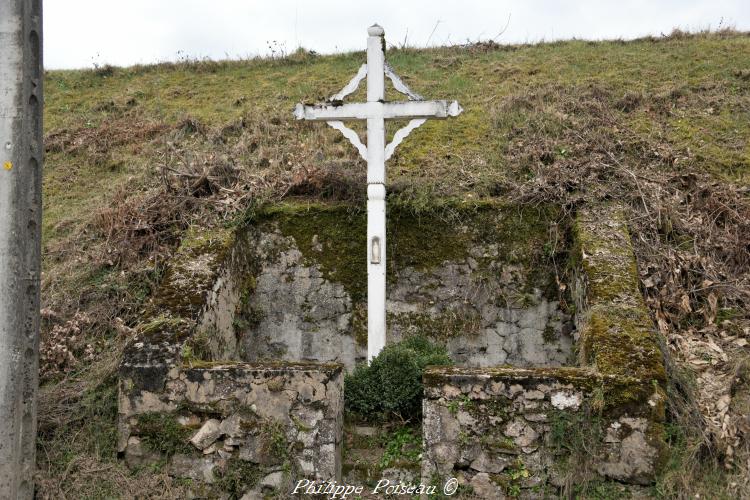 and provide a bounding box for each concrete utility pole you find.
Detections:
[295,24,461,362]
[0,0,43,497]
